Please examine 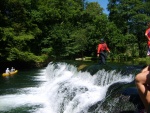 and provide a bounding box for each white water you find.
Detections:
[0,62,134,113]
